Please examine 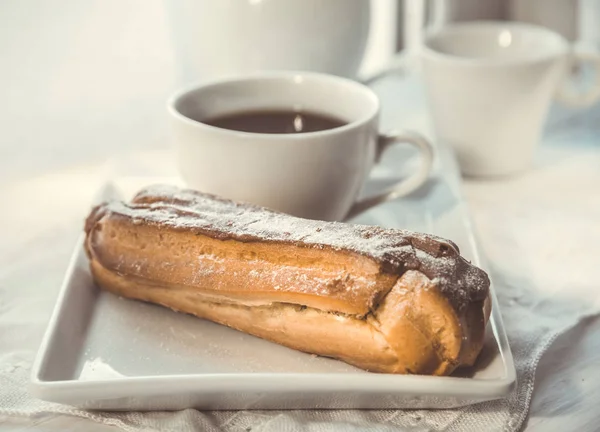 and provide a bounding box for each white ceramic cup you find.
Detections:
[421,21,600,177]
[164,0,370,83]
[168,72,434,222]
